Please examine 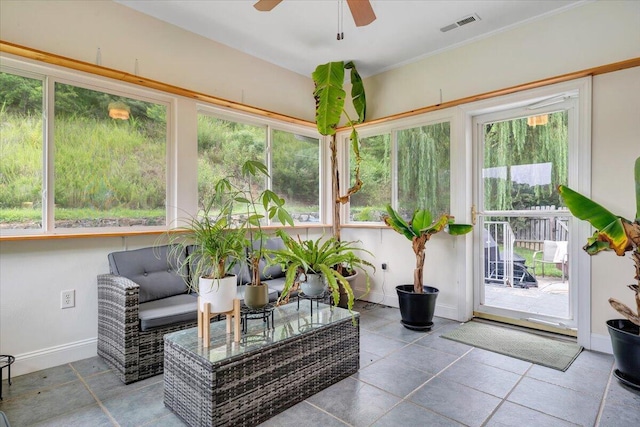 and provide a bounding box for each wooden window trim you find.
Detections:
[1,40,638,241]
